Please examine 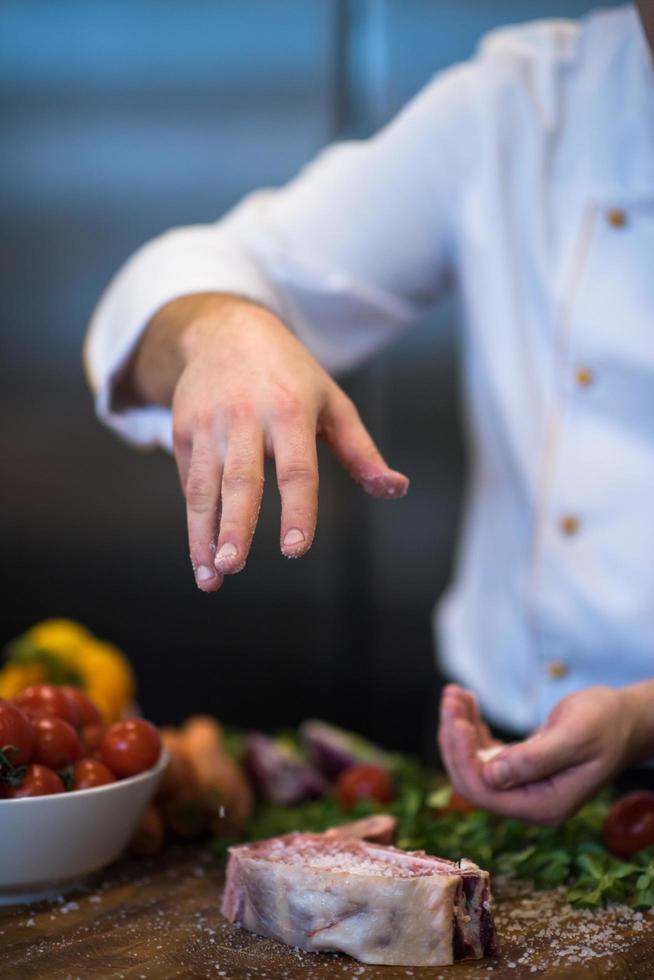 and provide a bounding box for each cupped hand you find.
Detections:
[132,294,409,591]
[438,683,640,826]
